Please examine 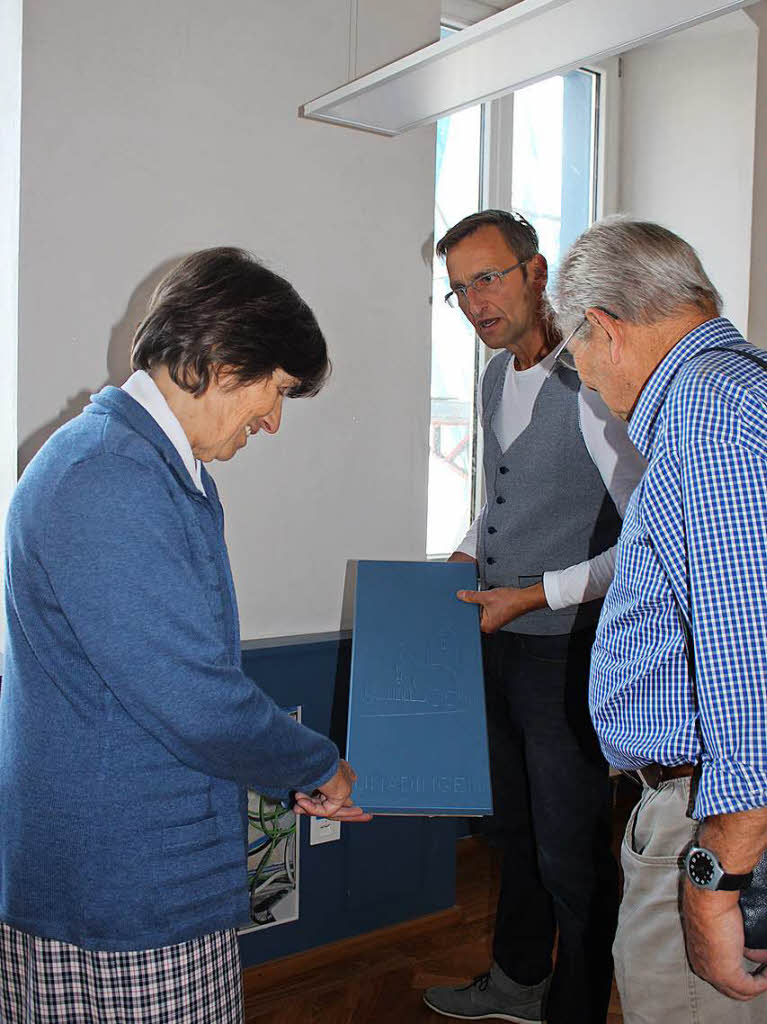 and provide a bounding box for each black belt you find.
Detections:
[636,763,696,790]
